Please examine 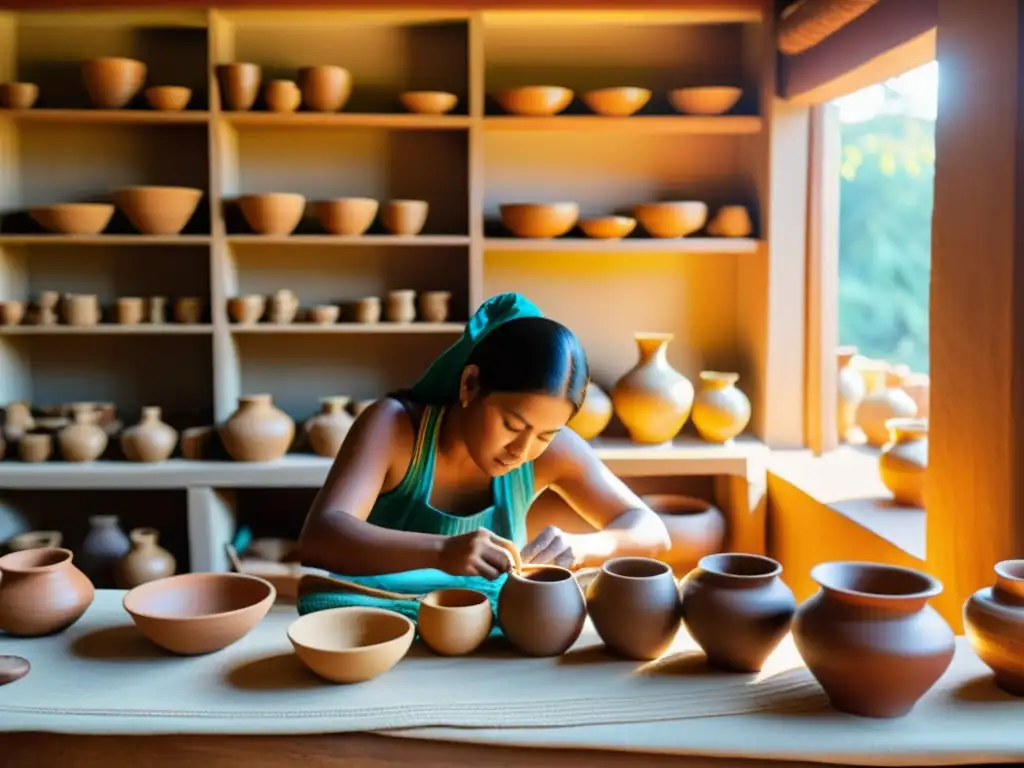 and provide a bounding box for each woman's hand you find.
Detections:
[439,528,521,580]
[520,525,578,569]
